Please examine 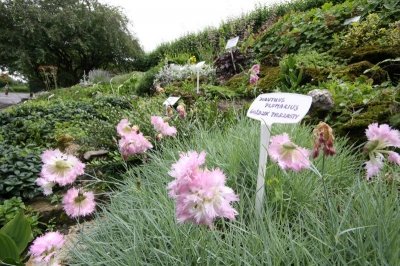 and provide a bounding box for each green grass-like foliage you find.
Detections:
[67,119,399,265]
